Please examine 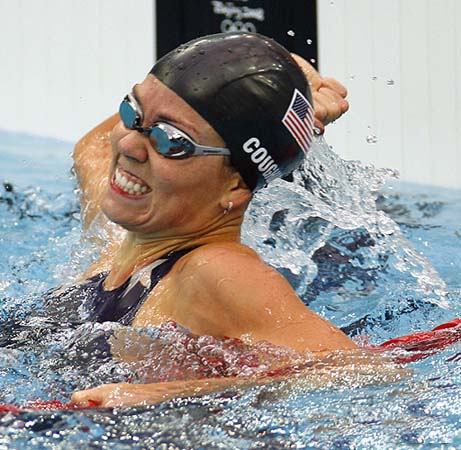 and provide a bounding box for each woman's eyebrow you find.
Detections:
[130,85,200,140]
